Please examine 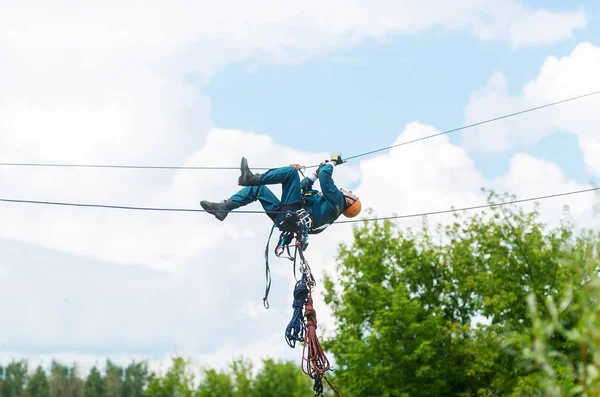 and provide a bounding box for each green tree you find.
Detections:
[83,367,104,397]
[230,358,253,397]
[196,369,234,397]
[510,229,600,396]
[49,362,83,397]
[145,357,194,397]
[67,365,84,397]
[323,192,595,396]
[252,359,312,397]
[2,360,28,397]
[26,366,50,397]
[103,361,123,397]
[48,362,67,397]
[123,362,148,397]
